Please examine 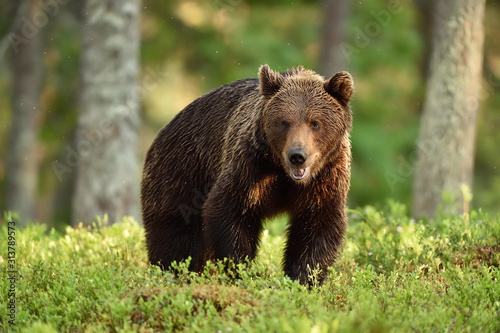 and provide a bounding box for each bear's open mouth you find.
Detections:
[290,167,310,181]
